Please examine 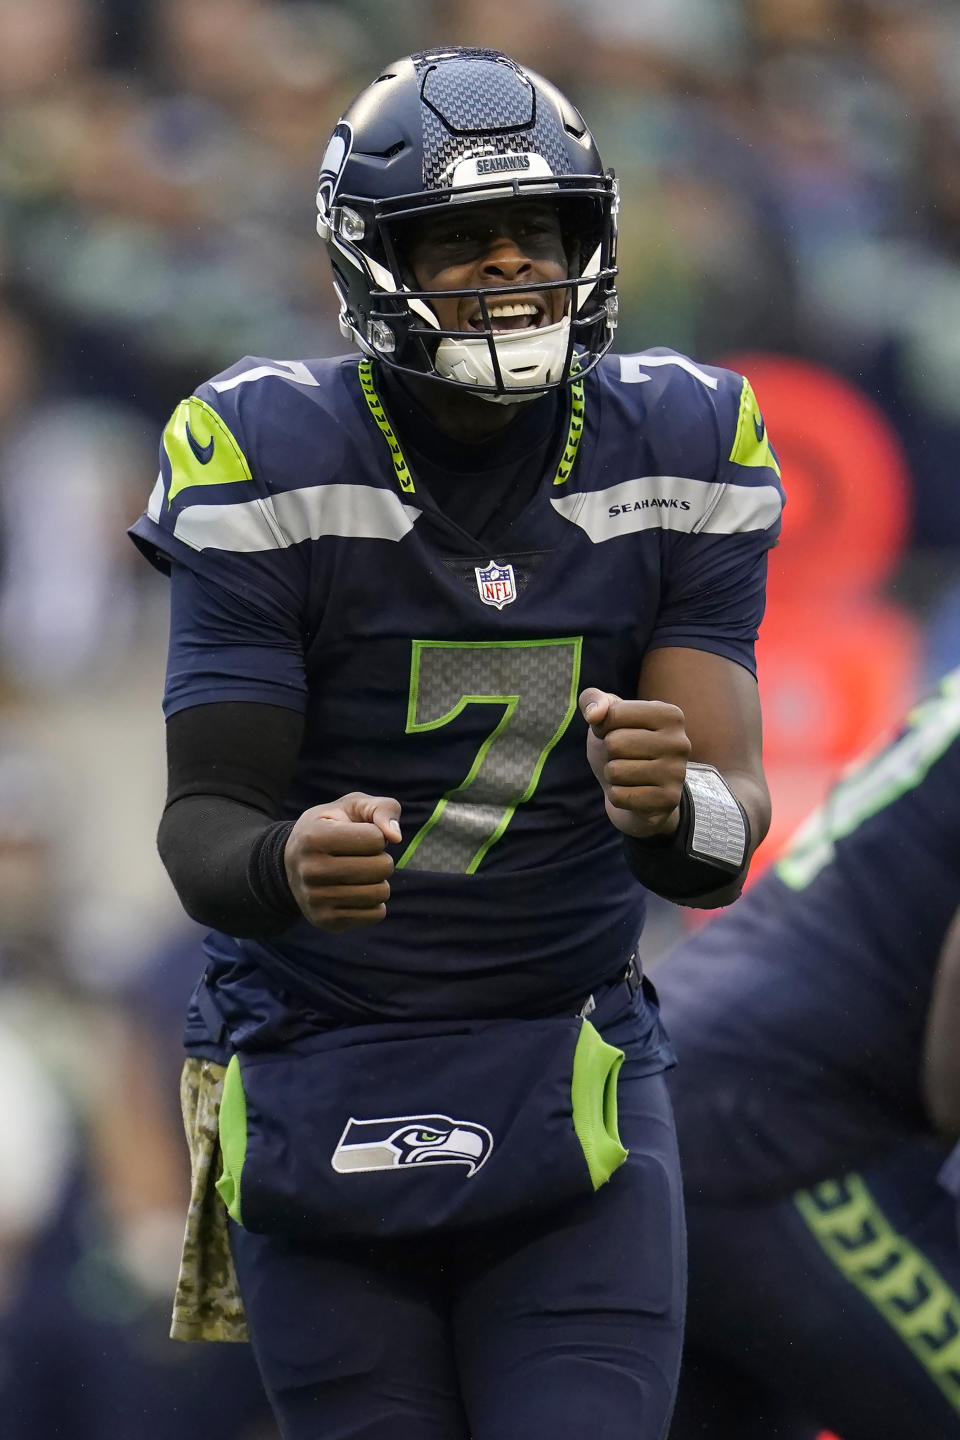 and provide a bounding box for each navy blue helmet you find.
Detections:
[315,47,619,400]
